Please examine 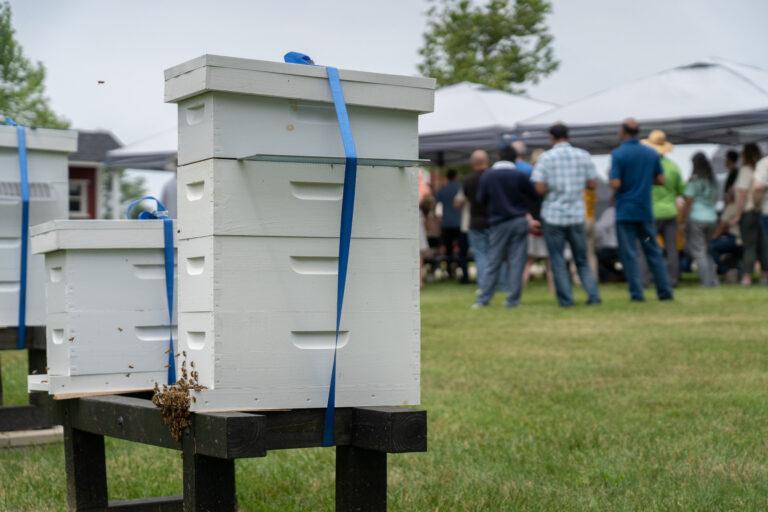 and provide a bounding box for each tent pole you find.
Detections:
[111,168,121,219]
